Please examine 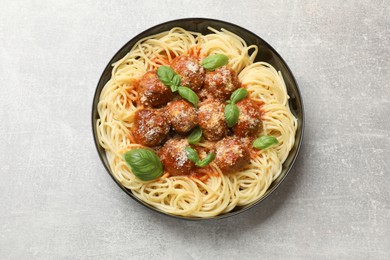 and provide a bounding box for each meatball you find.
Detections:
[198,100,228,141]
[166,100,197,134]
[171,55,205,92]
[159,138,195,176]
[131,109,170,146]
[202,66,241,101]
[233,98,263,137]
[214,137,250,173]
[137,71,174,107]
